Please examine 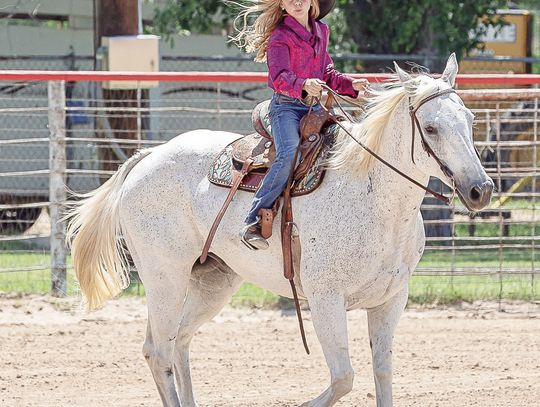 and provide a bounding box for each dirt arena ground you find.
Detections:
[1,294,539,407]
